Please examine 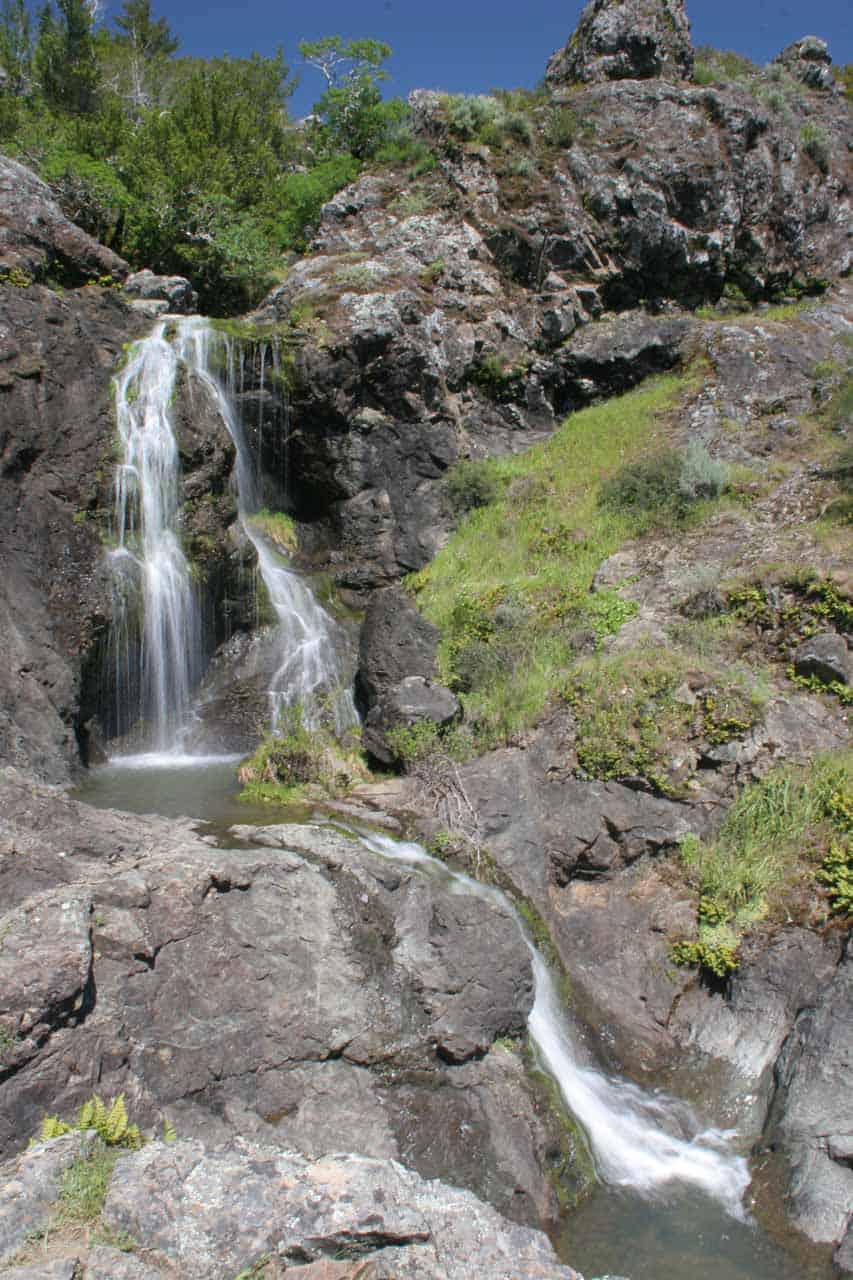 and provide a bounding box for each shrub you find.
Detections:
[442,459,501,514]
[678,439,729,501]
[801,122,831,174]
[544,106,577,148]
